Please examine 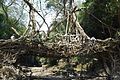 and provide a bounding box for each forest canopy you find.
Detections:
[0,0,120,40]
